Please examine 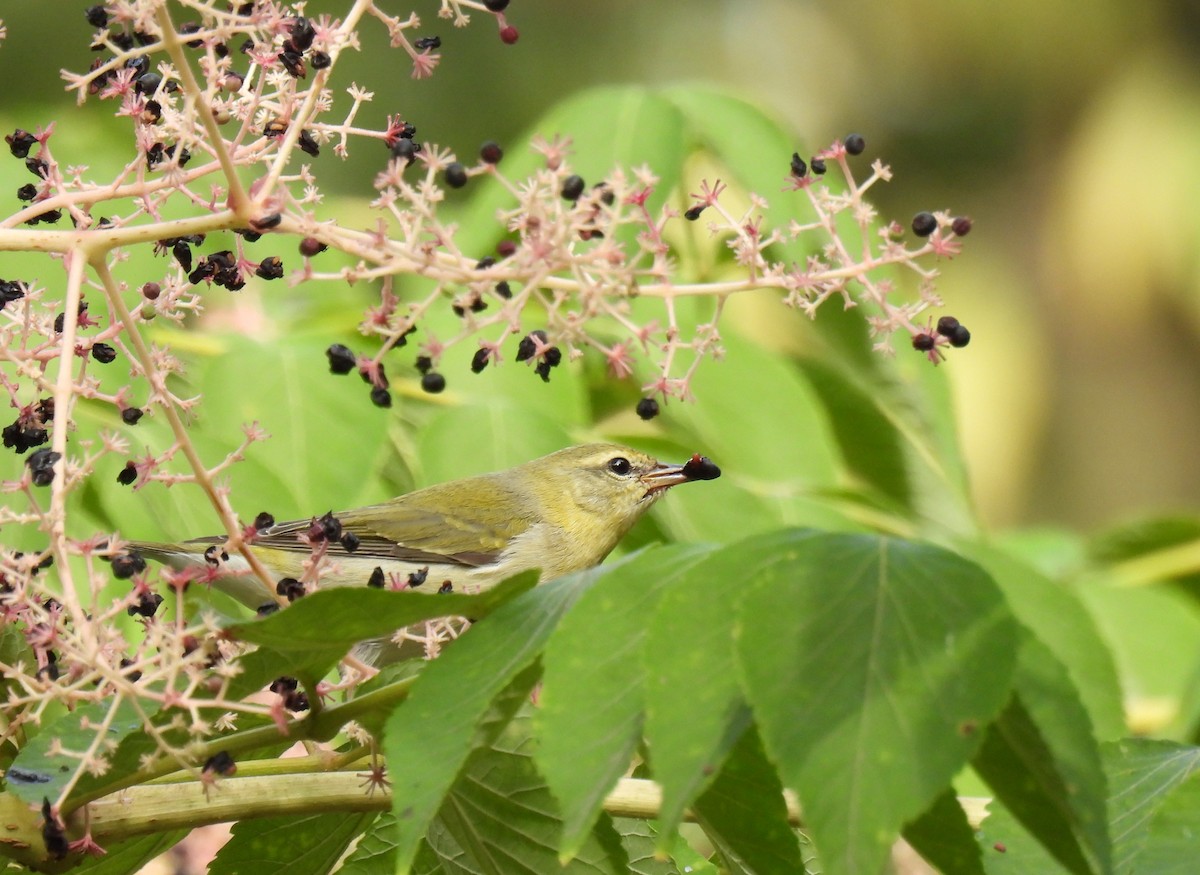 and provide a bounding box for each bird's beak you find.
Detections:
[640,454,721,497]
